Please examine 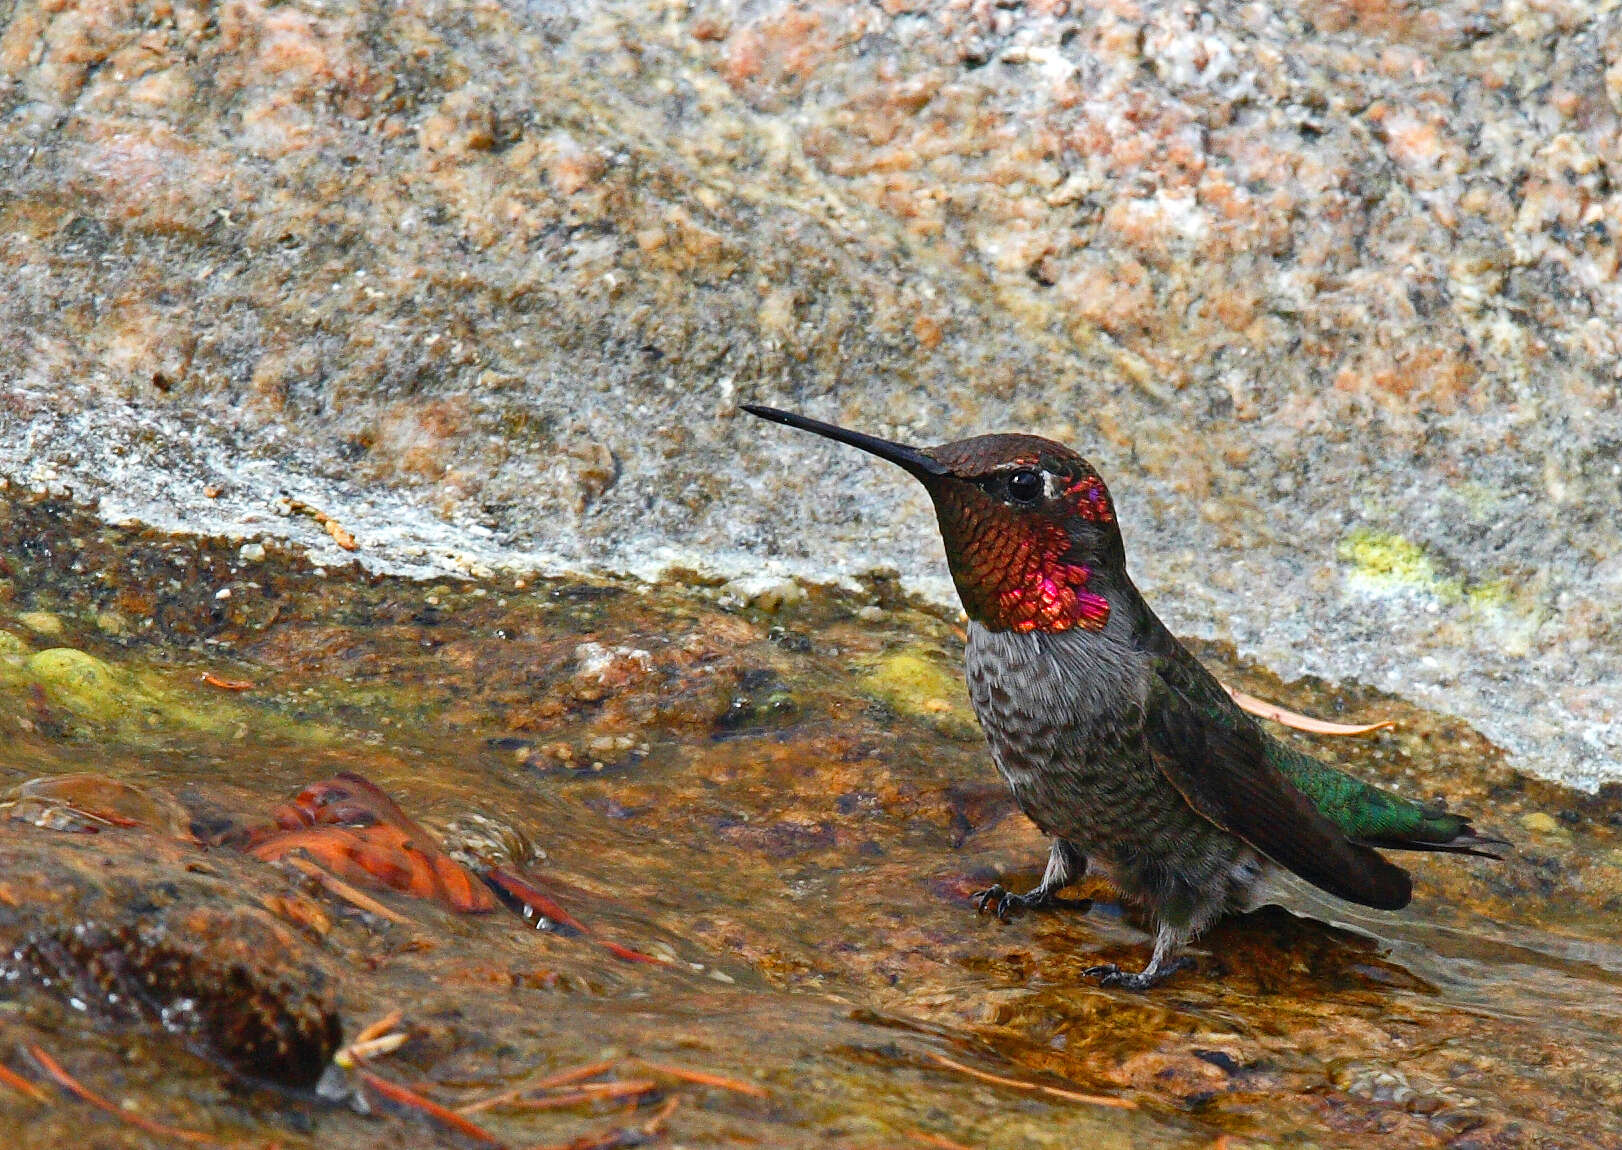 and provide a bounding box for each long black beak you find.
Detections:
[741,404,949,479]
